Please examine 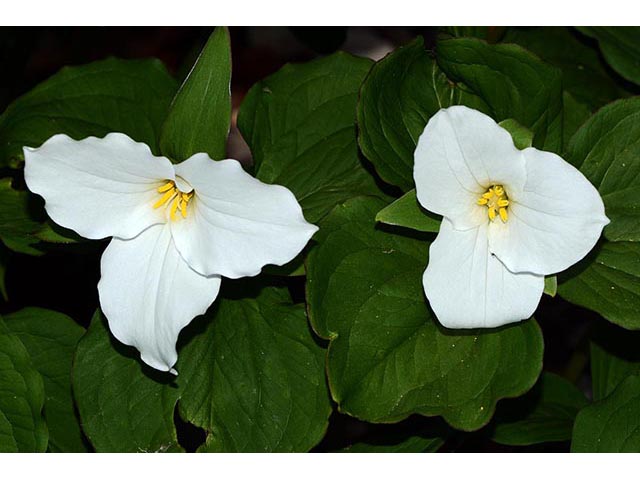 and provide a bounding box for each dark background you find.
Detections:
[0,26,607,452]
